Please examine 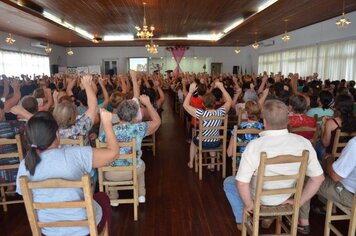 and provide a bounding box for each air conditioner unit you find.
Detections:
[31,41,47,48]
[260,40,275,47]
